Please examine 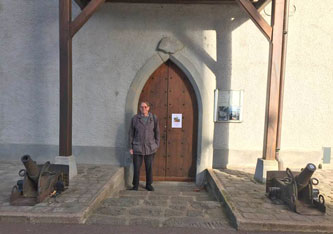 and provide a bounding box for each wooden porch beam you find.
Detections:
[59,0,72,156]
[263,0,288,160]
[235,0,272,41]
[71,0,105,37]
[253,0,272,12]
